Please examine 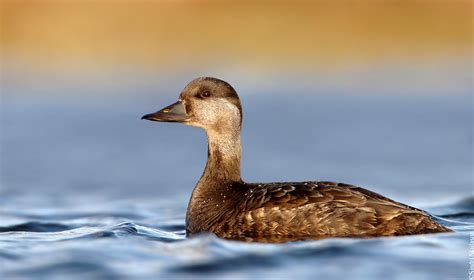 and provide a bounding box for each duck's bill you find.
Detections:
[141,101,189,122]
